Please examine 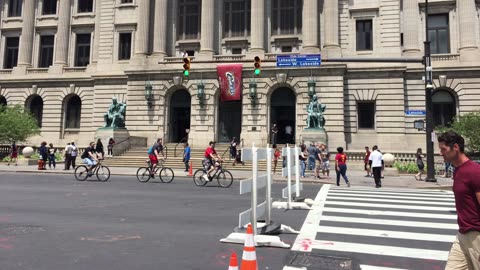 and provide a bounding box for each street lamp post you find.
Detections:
[424,0,436,182]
